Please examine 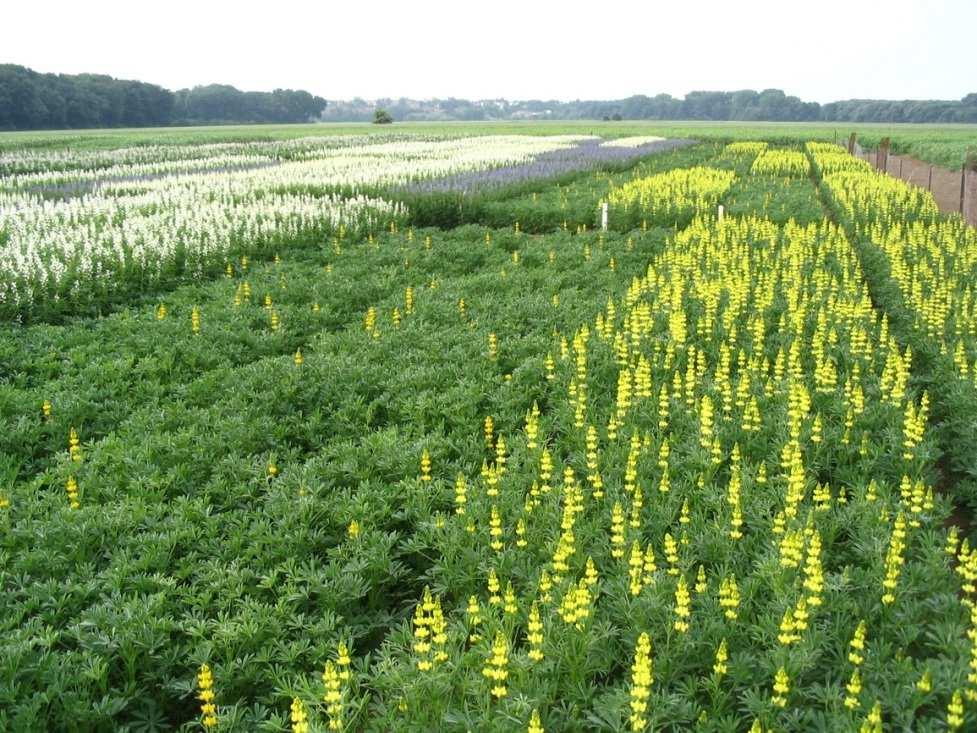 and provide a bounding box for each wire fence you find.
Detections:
[852,140,977,227]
